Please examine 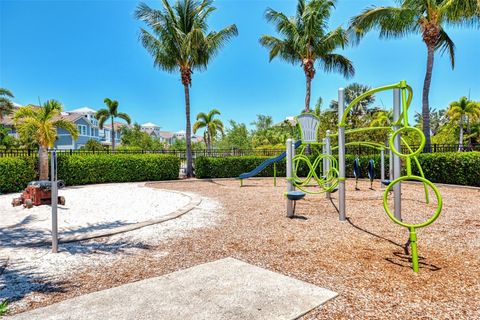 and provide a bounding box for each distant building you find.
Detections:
[140,122,161,139]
